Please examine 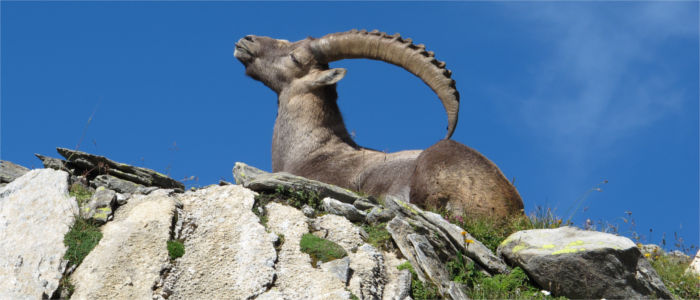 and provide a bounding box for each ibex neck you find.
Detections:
[272,89,357,172]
